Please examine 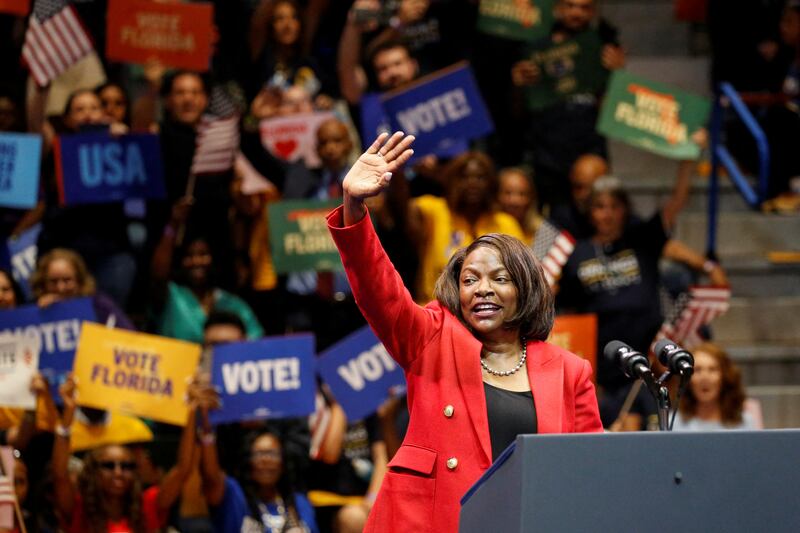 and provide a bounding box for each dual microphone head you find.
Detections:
[603,338,695,380]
